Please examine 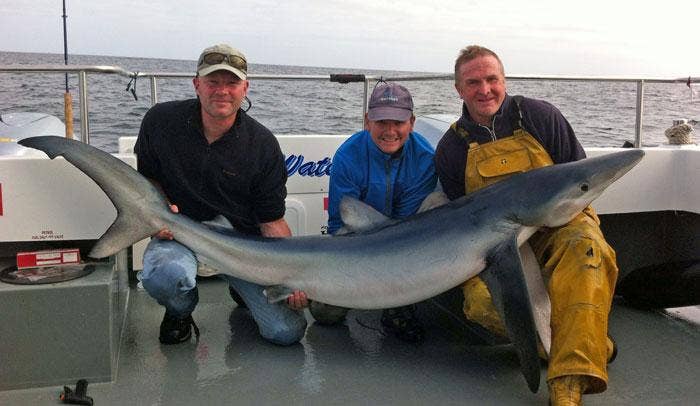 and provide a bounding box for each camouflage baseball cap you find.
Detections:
[197,44,247,79]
